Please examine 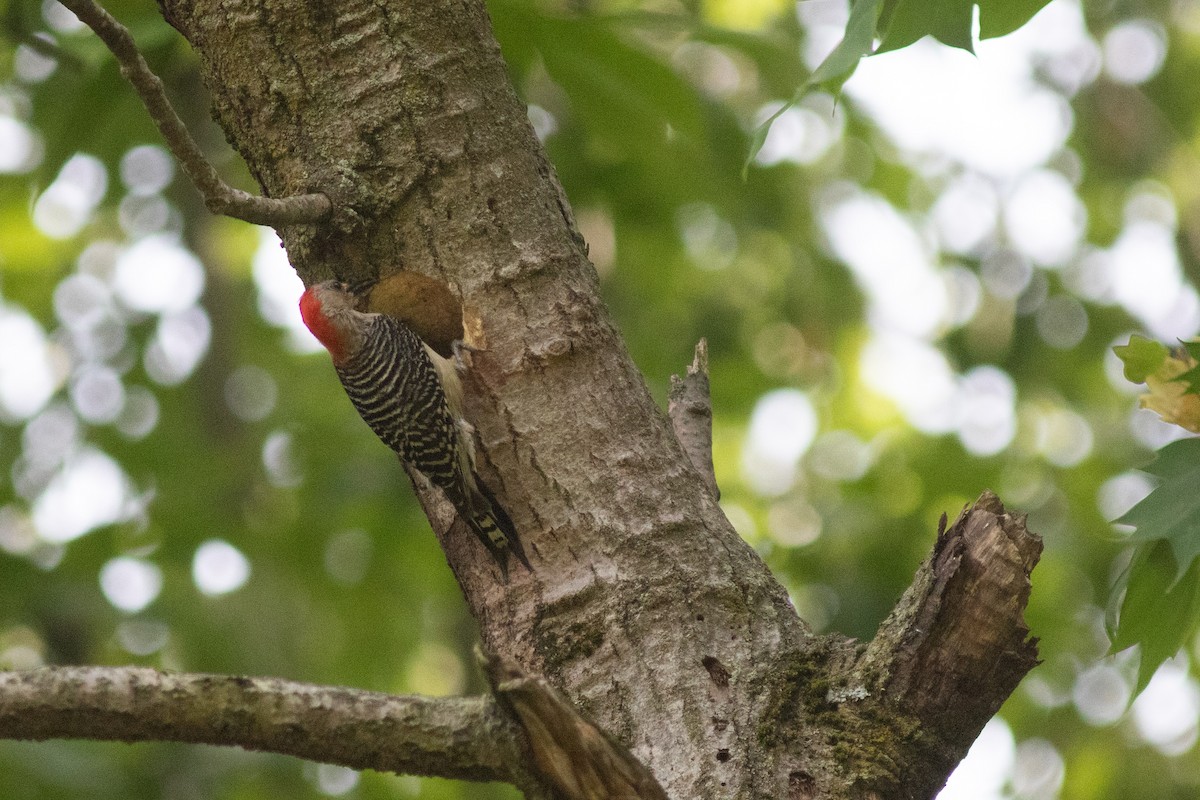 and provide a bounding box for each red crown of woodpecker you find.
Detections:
[300,283,357,364]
